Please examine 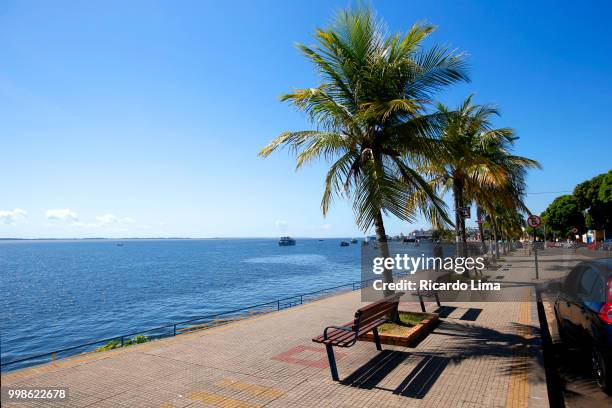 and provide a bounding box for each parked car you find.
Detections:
[553,258,612,393]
